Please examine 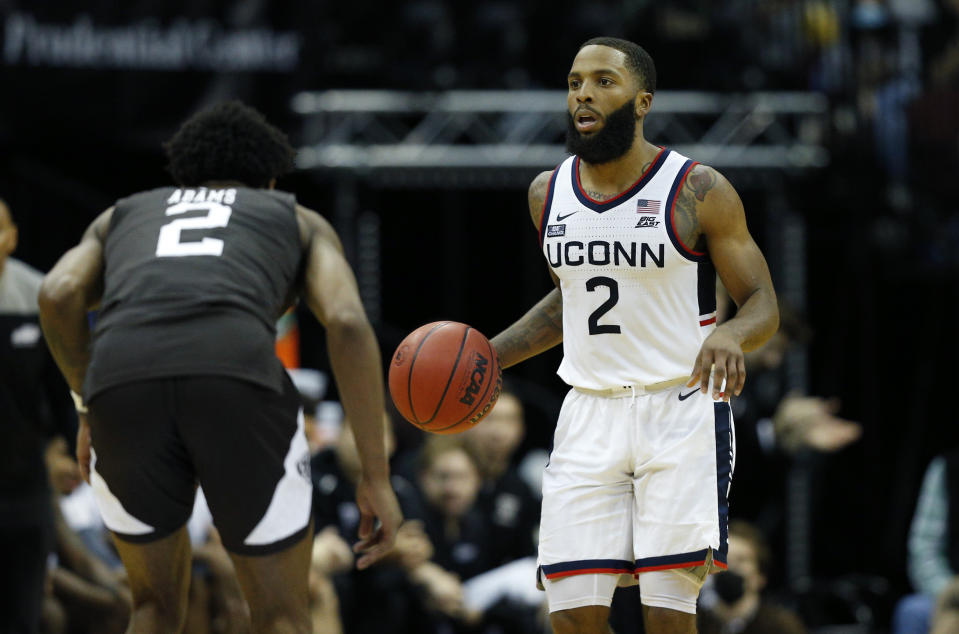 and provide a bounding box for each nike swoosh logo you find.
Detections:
[678,389,700,401]
[555,211,579,221]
